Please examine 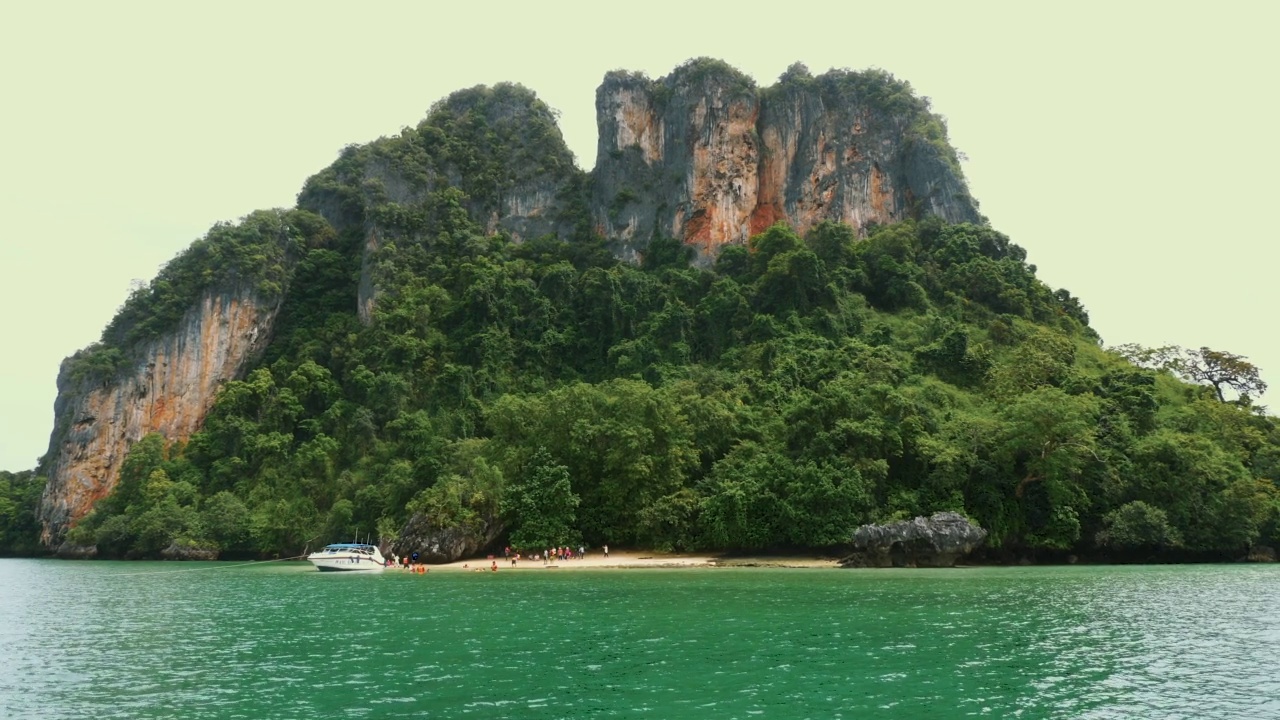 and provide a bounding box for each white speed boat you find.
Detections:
[307,543,387,572]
